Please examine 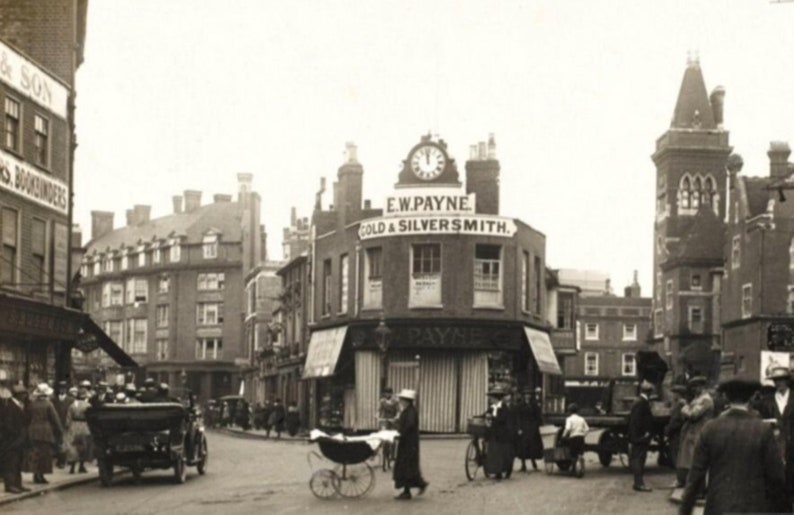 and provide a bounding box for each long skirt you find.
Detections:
[24,442,55,475]
[65,421,94,463]
[484,439,514,476]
